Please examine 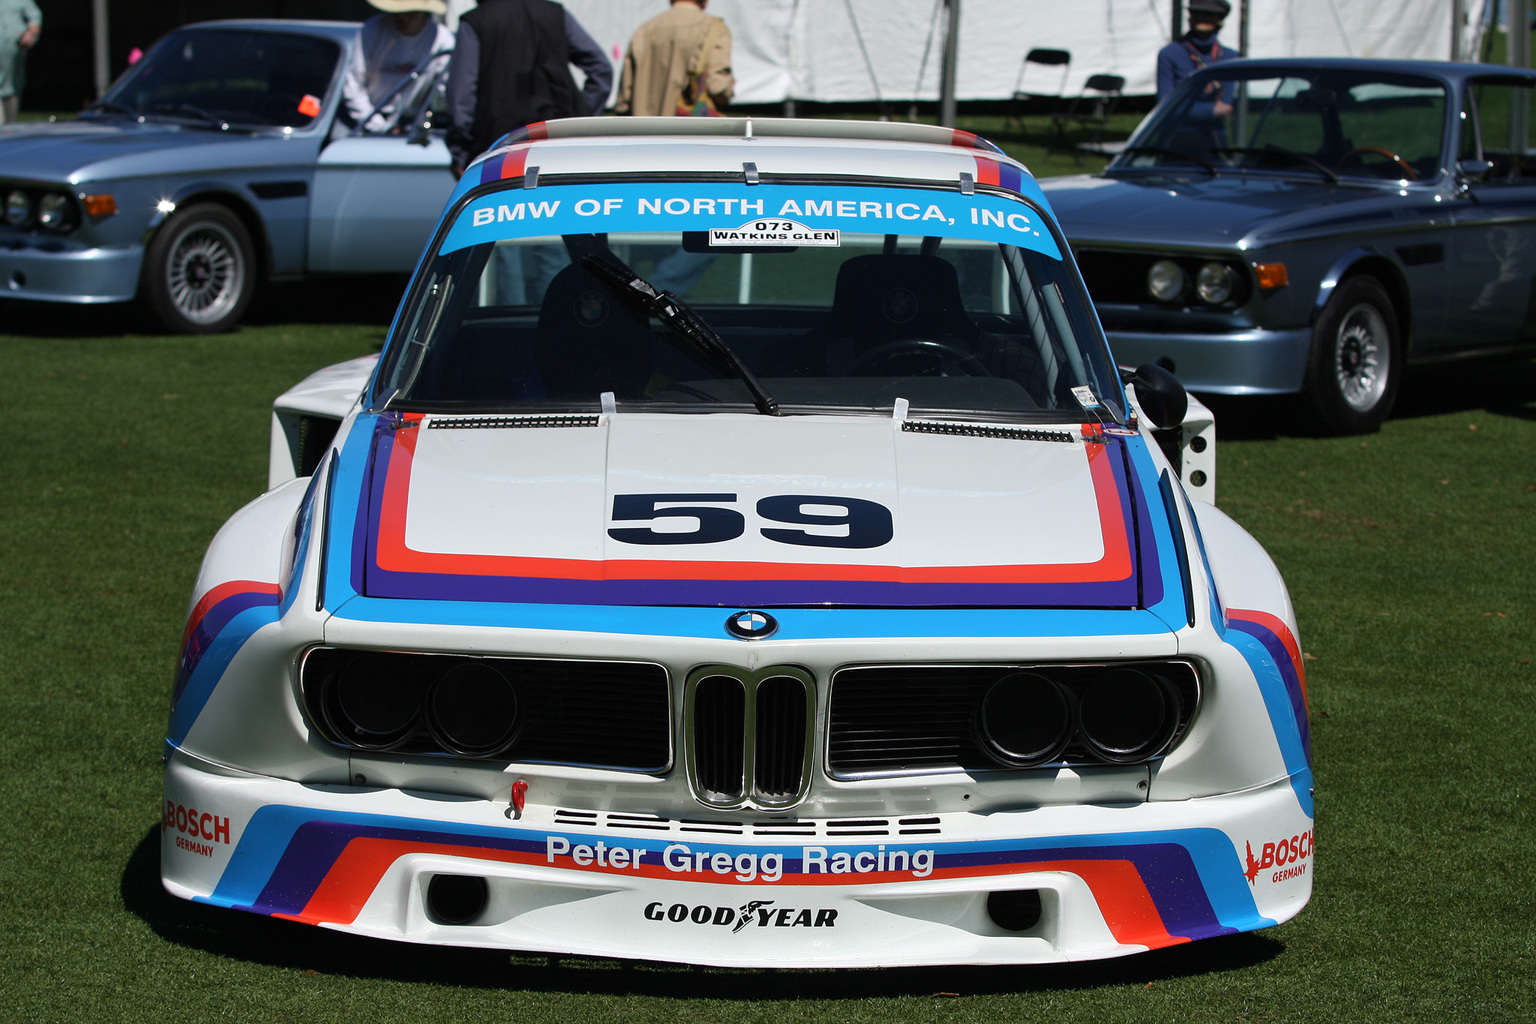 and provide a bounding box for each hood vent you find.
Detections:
[428,414,601,430]
[902,419,1074,443]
